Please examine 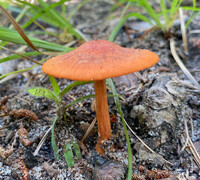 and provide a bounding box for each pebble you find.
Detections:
[93,161,126,180]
